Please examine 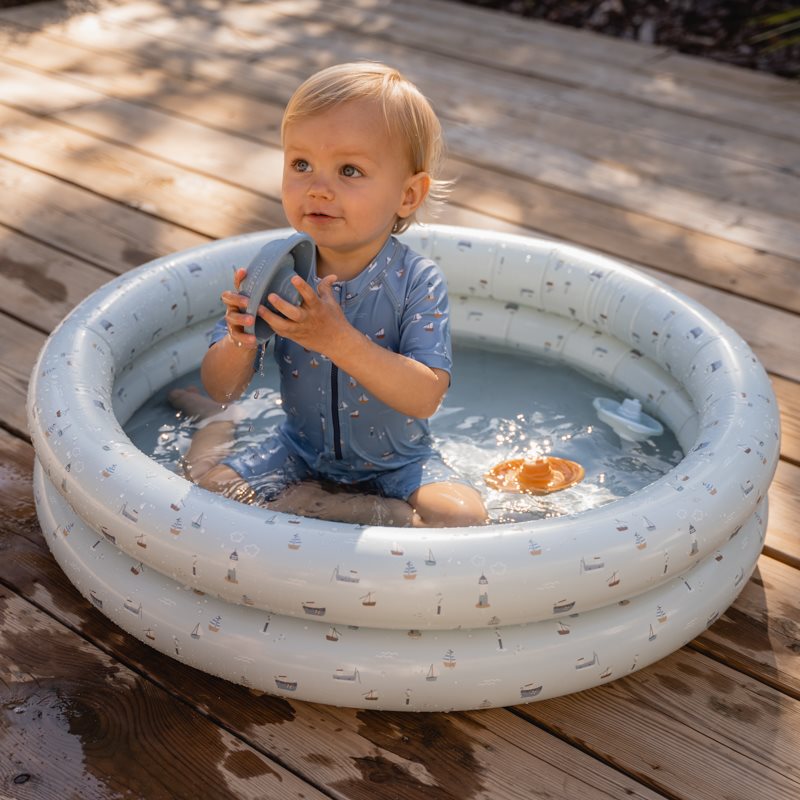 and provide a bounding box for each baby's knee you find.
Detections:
[412,485,488,528]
